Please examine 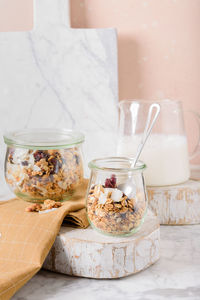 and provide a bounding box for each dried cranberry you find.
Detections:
[105,174,117,188]
[111,174,116,186]
[33,151,49,162]
[49,157,57,166]
[21,161,28,166]
[49,157,62,174]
